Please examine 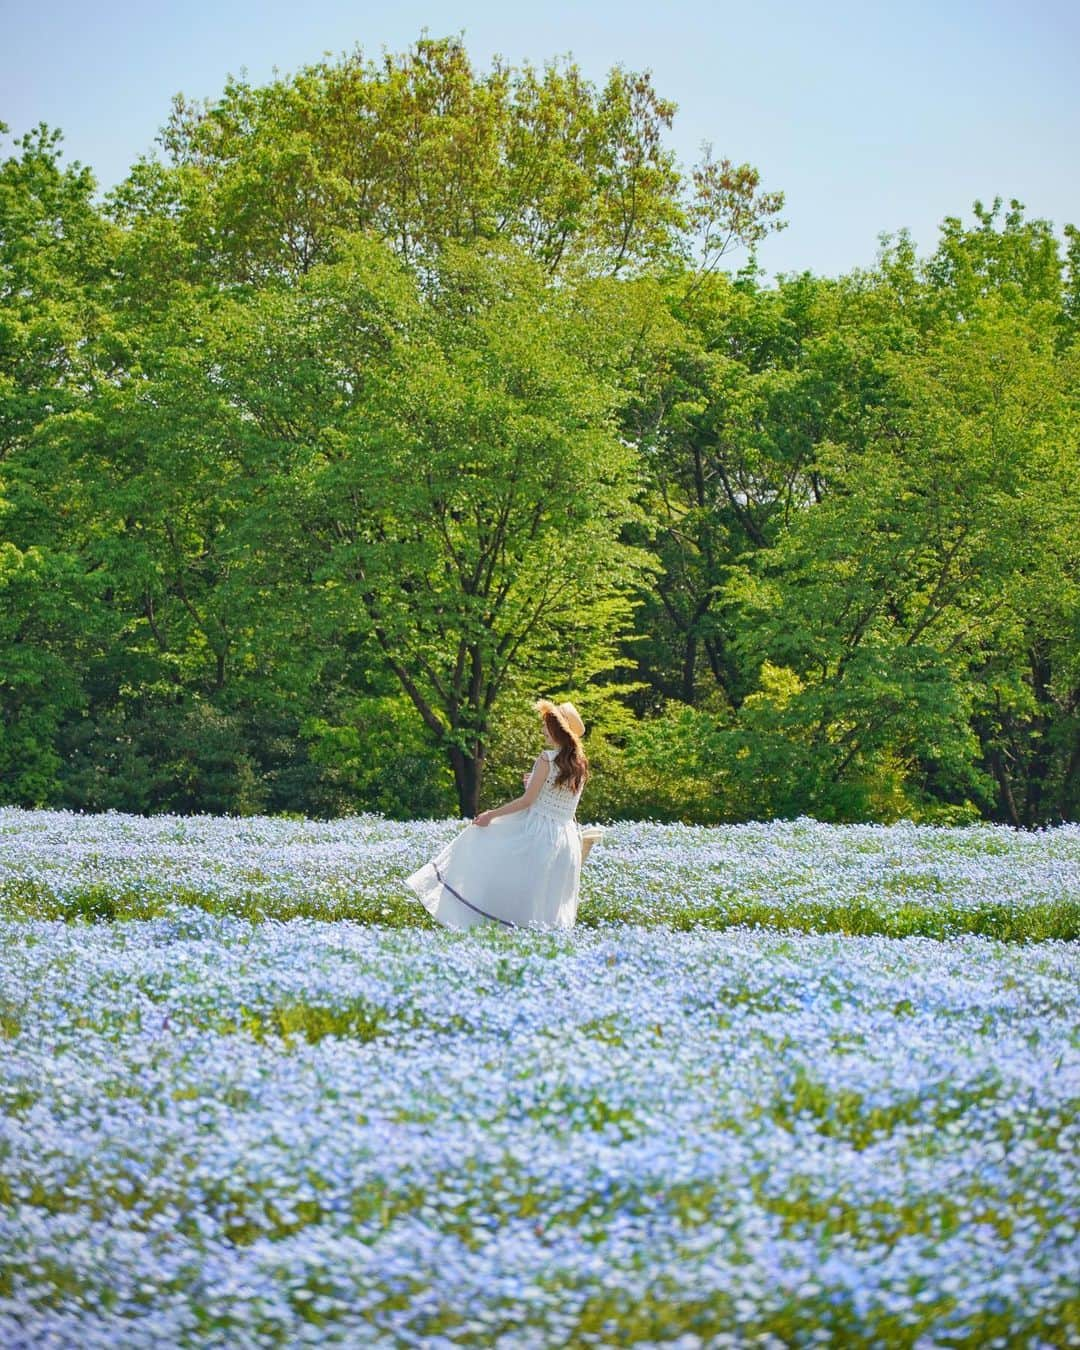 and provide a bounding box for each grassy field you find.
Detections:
[1,807,1078,1347]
